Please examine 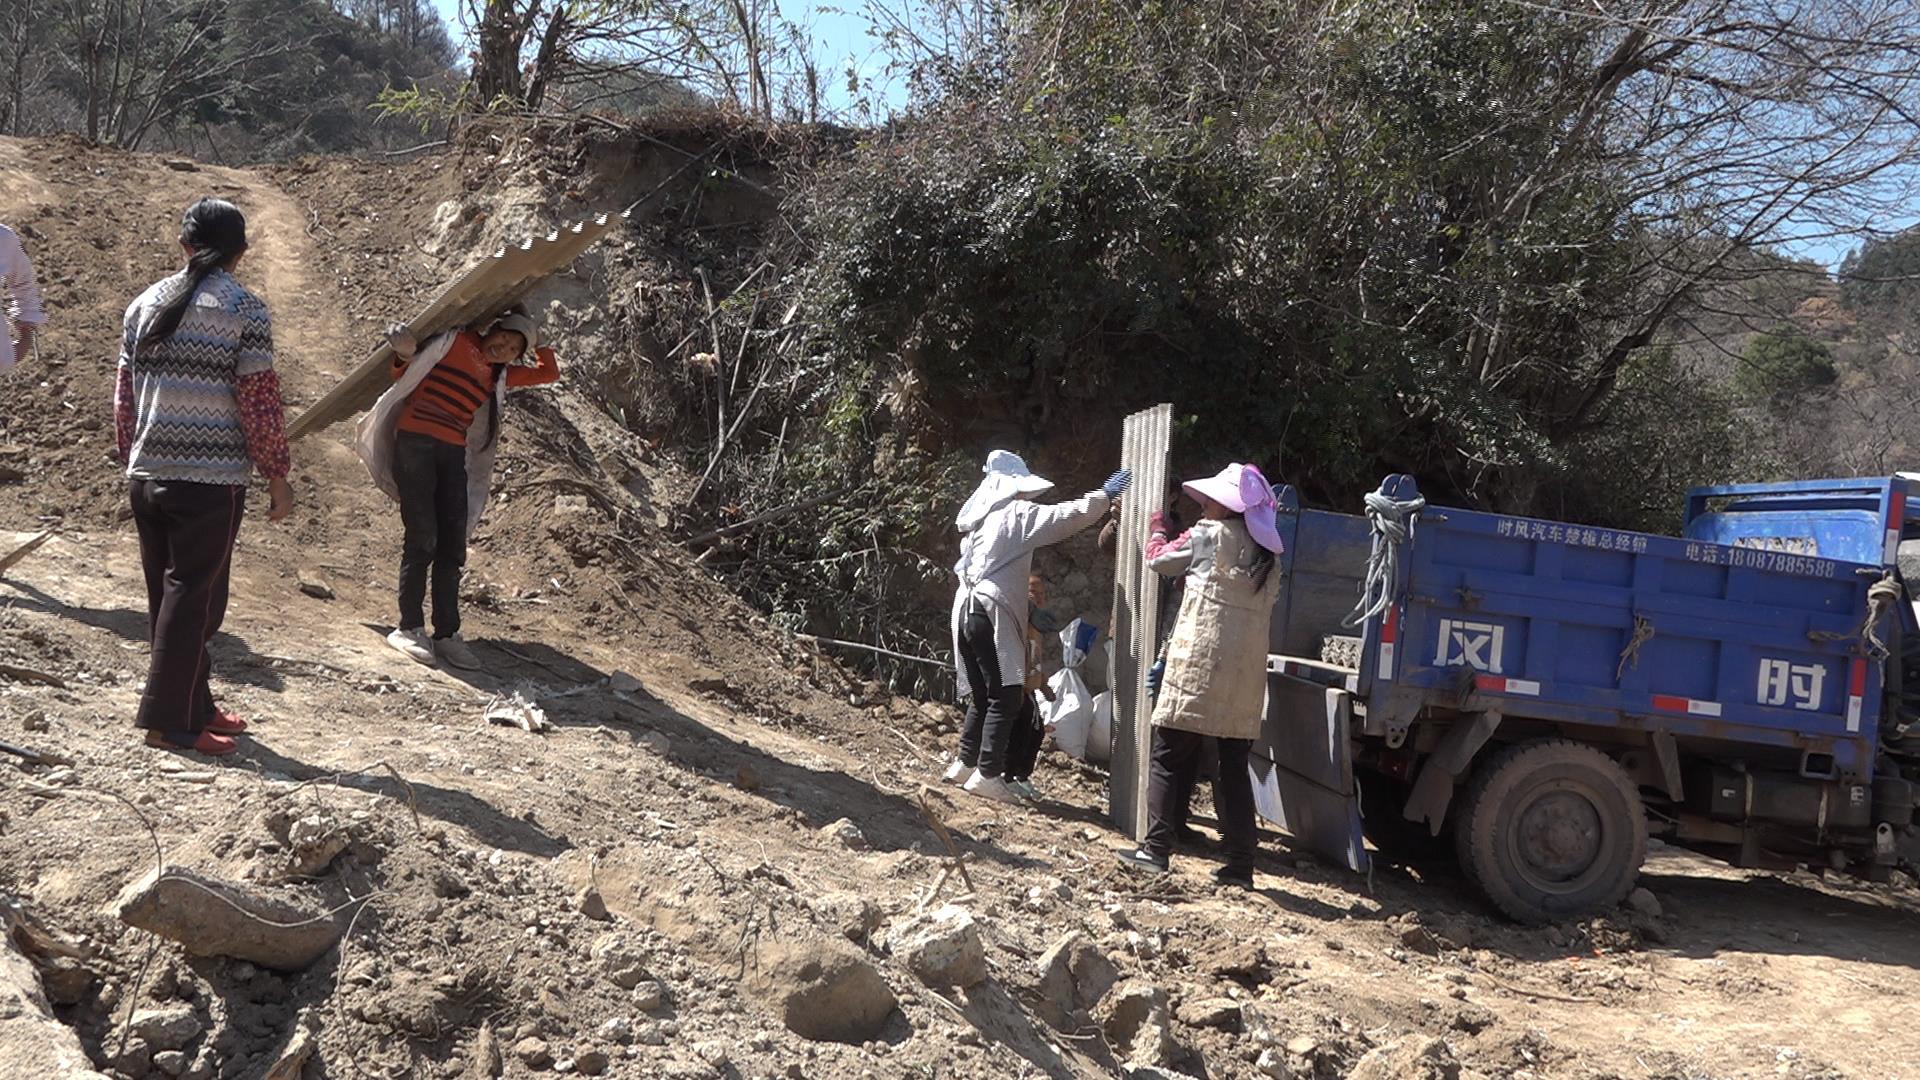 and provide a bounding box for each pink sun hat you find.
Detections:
[1182,463,1285,554]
